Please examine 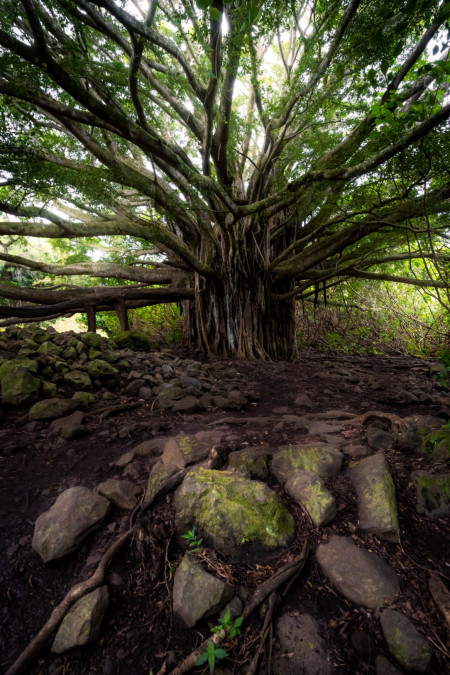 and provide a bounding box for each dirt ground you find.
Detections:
[0,350,449,675]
